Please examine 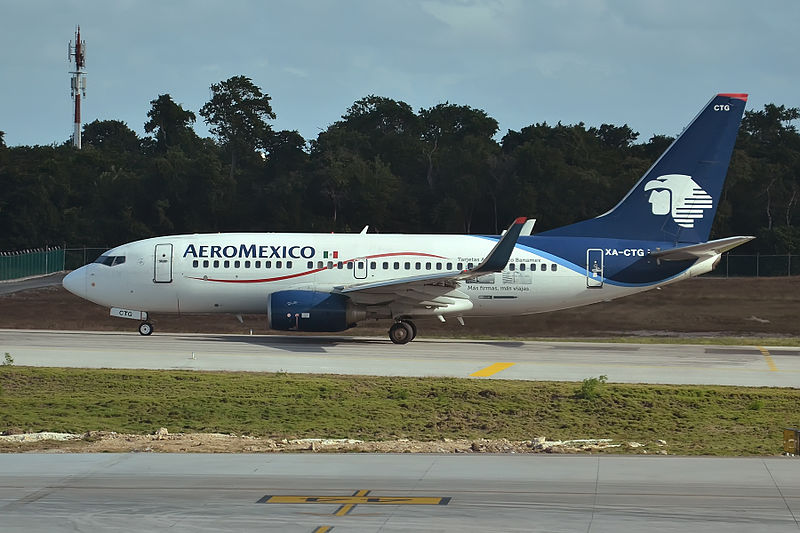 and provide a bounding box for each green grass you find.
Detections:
[1,366,798,455]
